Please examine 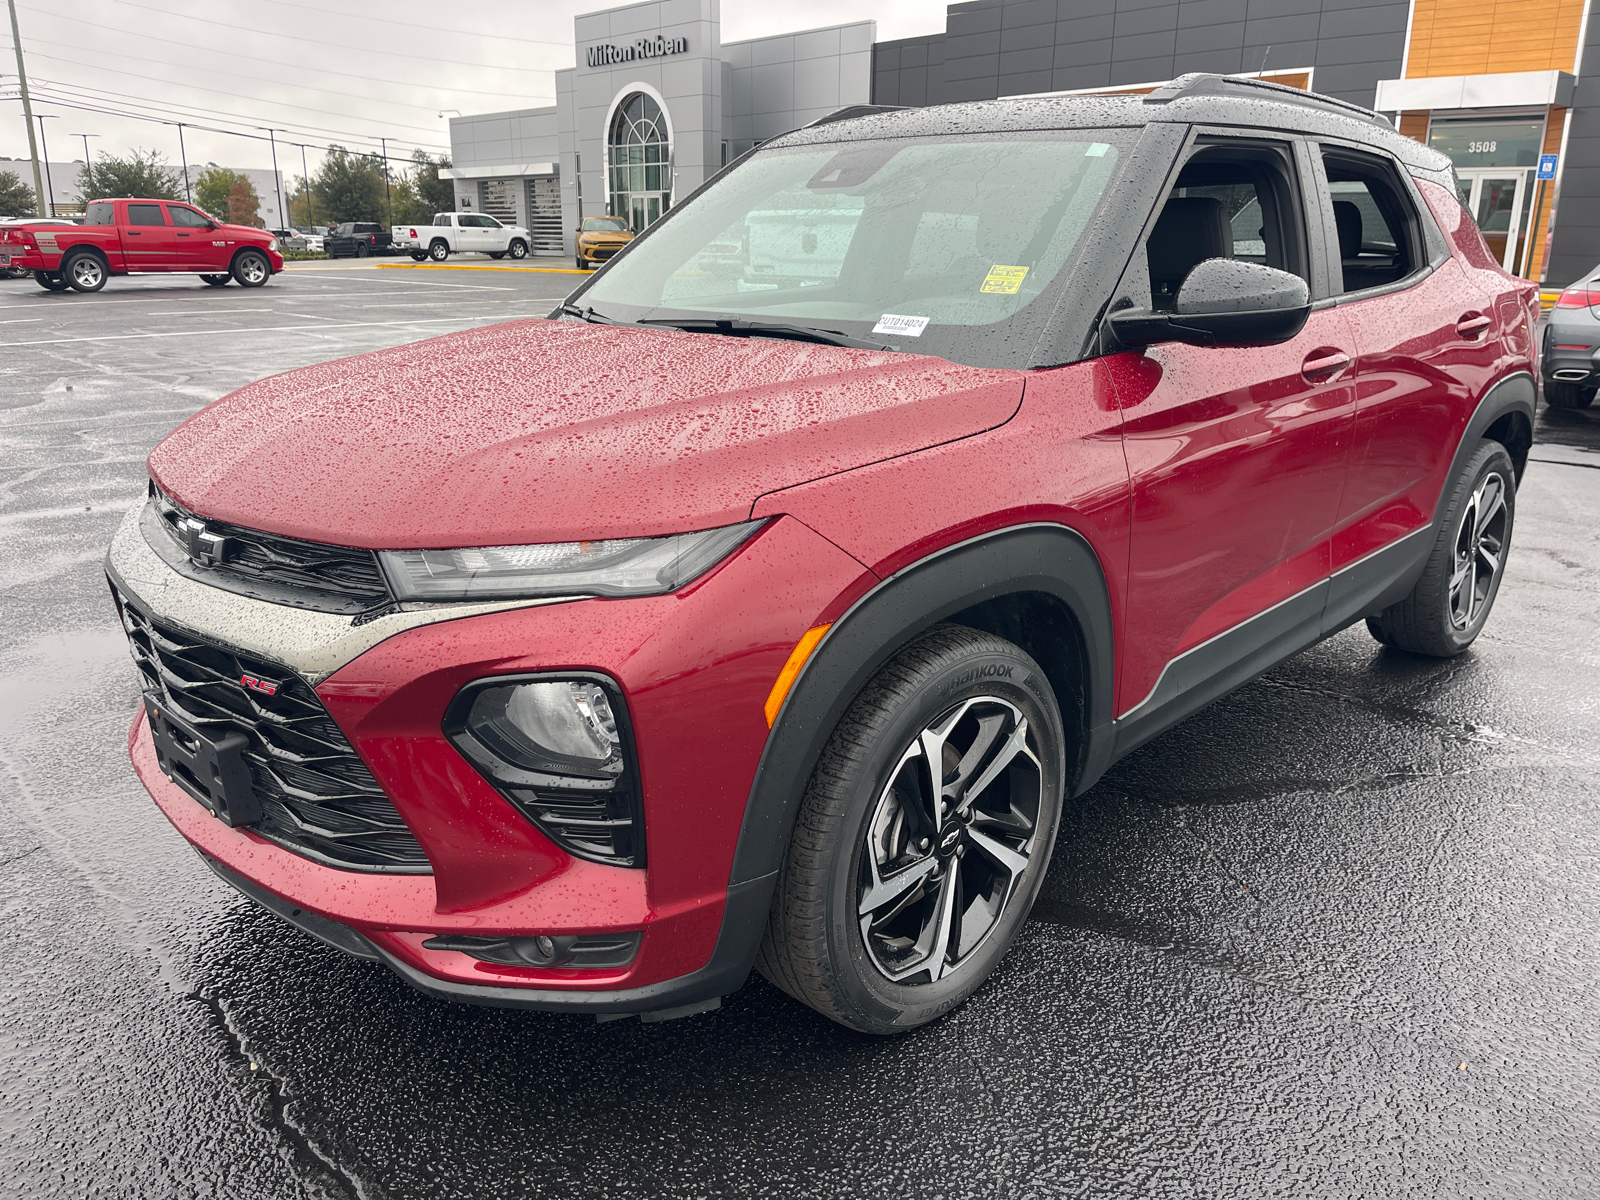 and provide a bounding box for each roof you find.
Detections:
[775,74,1454,184]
